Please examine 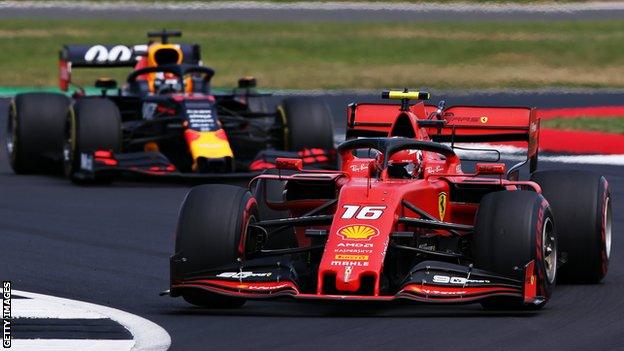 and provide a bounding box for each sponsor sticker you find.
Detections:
[337,242,373,248]
[217,272,272,279]
[334,254,369,261]
[411,286,467,296]
[337,224,379,240]
[334,248,373,254]
[432,275,490,285]
[350,164,369,172]
[425,165,443,174]
[330,261,369,267]
[84,45,133,63]
[240,284,291,291]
